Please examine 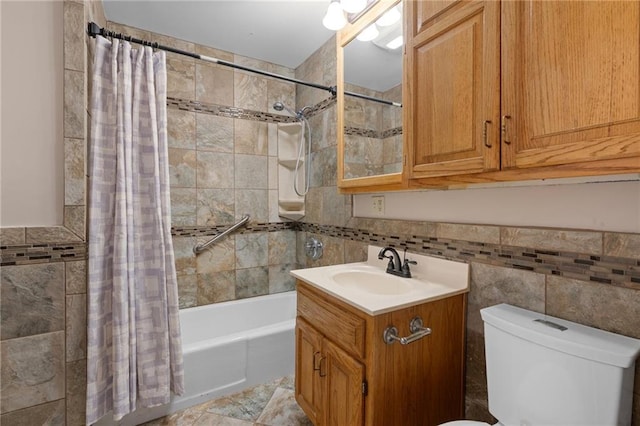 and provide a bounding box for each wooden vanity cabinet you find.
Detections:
[406,0,640,185]
[295,280,466,426]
